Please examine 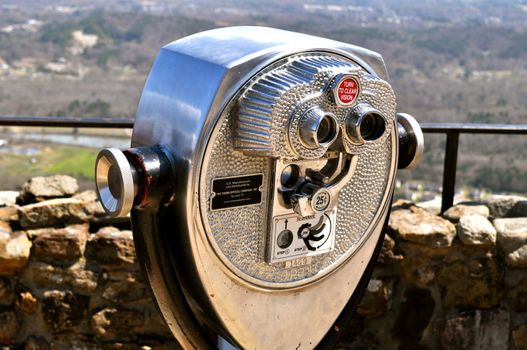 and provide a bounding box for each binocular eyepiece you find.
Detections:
[298,107,339,149]
[298,102,388,150]
[345,103,387,144]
